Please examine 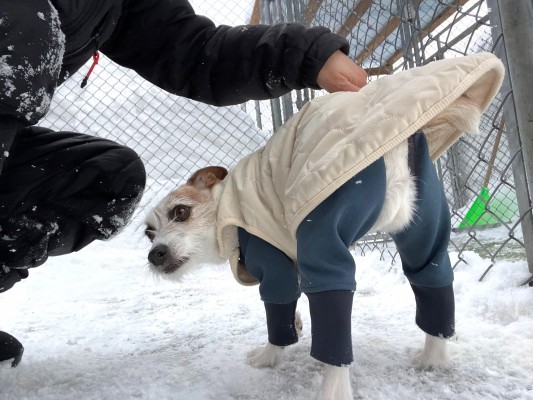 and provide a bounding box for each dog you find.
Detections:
[142,52,500,397]
[144,132,455,399]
